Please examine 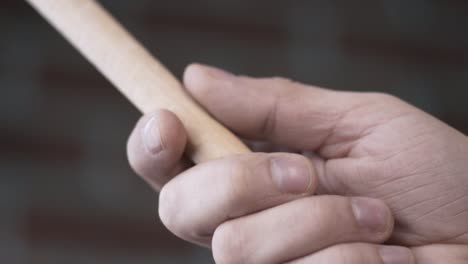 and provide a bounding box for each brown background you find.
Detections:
[1,0,467,263]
